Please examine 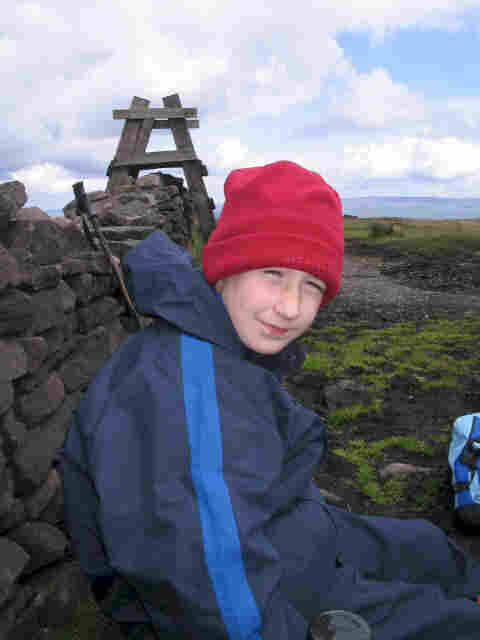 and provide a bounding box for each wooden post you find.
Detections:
[162,94,216,244]
[107,96,153,193]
